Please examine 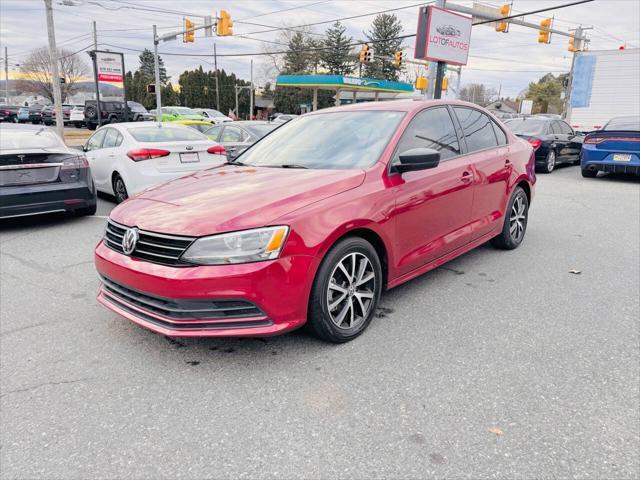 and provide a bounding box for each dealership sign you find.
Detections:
[414,6,472,65]
[95,51,124,82]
